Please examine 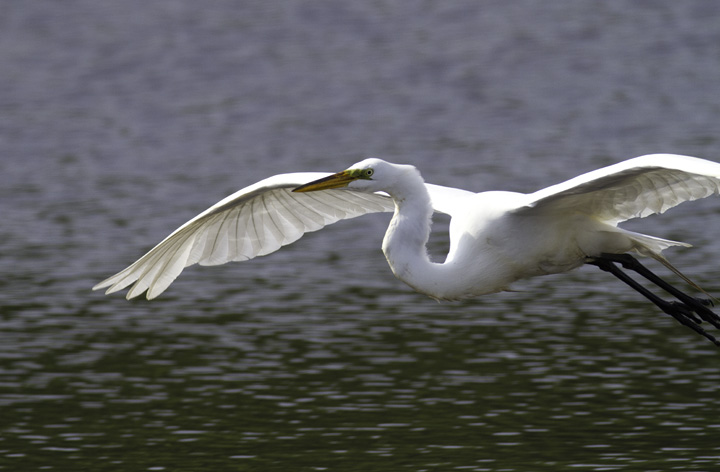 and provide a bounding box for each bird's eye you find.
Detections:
[364,169,374,178]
